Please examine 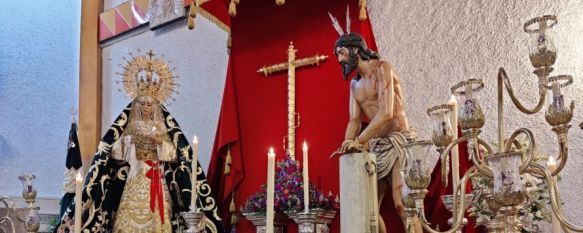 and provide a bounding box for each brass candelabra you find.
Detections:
[0,174,40,233]
[401,15,582,233]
